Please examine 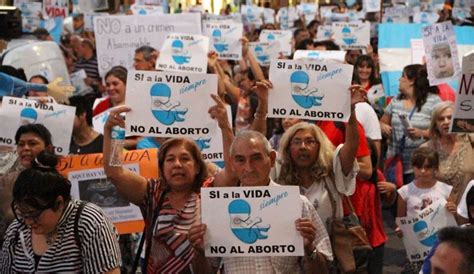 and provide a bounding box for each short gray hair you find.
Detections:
[230,130,272,156]
[135,46,157,61]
